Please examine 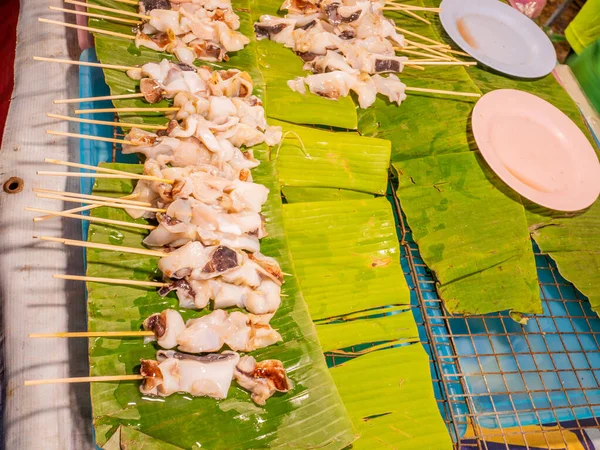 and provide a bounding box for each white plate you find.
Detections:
[439,0,556,78]
[472,89,600,212]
